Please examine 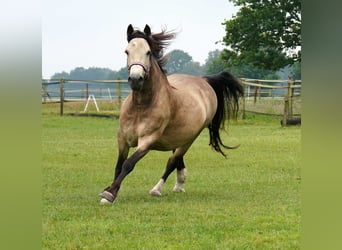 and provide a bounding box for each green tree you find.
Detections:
[108,67,128,80]
[291,61,301,80]
[222,0,301,71]
[51,67,129,80]
[179,61,203,76]
[203,50,225,75]
[166,50,192,74]
[51,71,69,79]
[205,58,226,75]
[204,49,279,79]
[228,64,279,79]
